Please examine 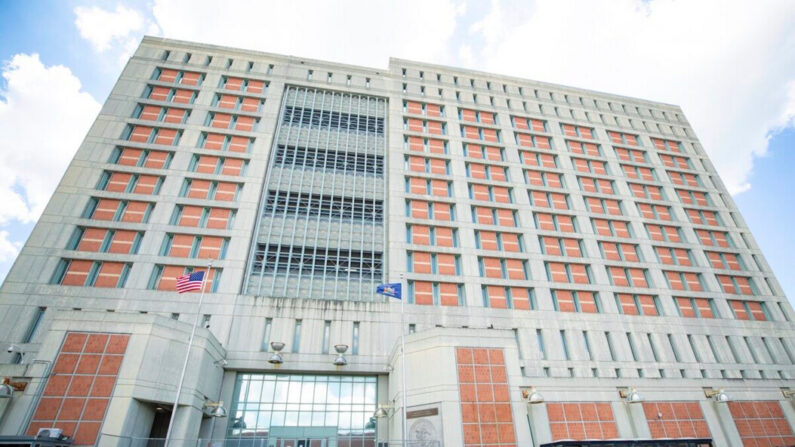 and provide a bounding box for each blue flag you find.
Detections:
[376,283,402,299]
